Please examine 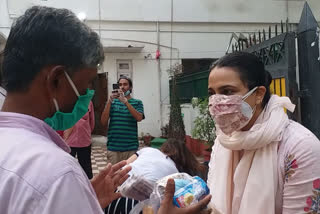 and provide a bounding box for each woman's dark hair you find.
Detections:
[210,52,272,107]
[117,76,133,92]
[160,138,206,180]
